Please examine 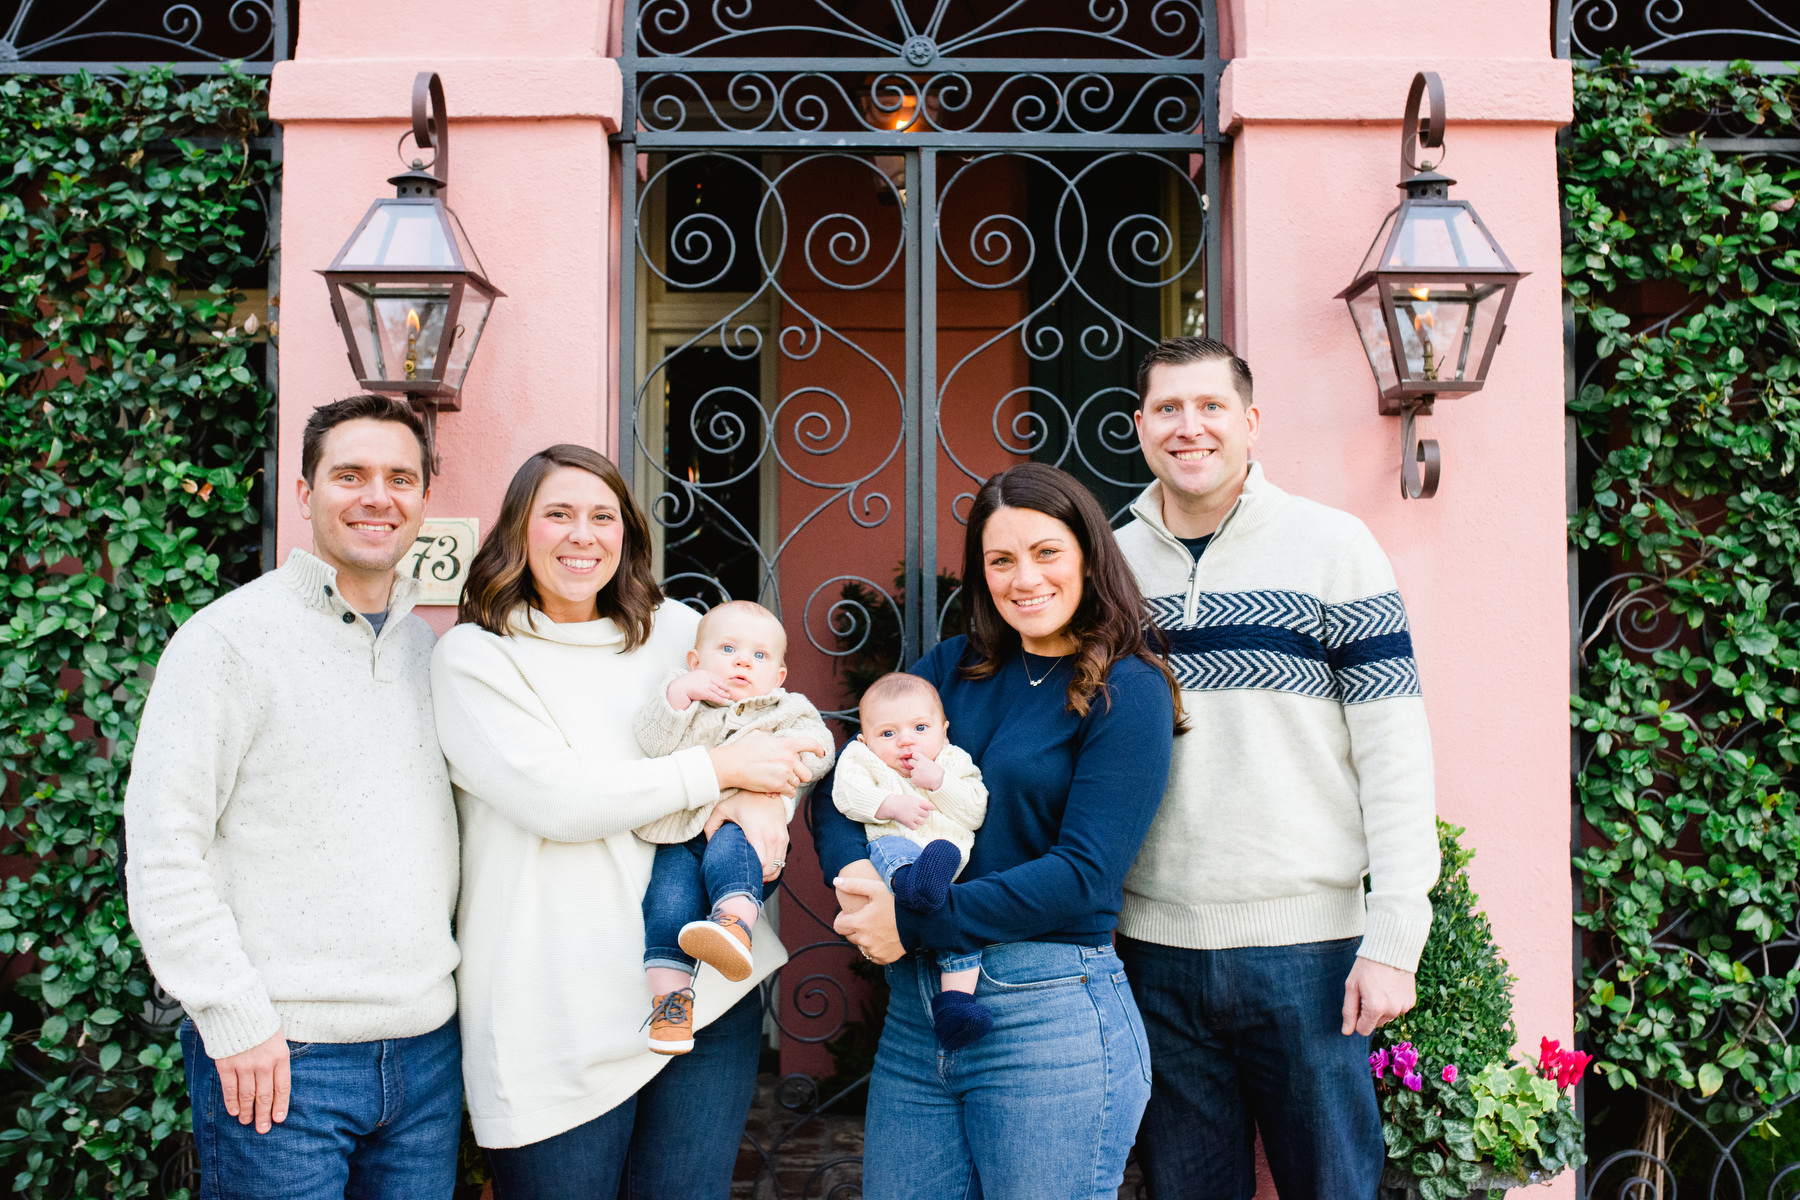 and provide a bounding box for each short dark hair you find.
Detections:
[456,444,663,650]
[1136,337,1254,409]
[301,395,430,484]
